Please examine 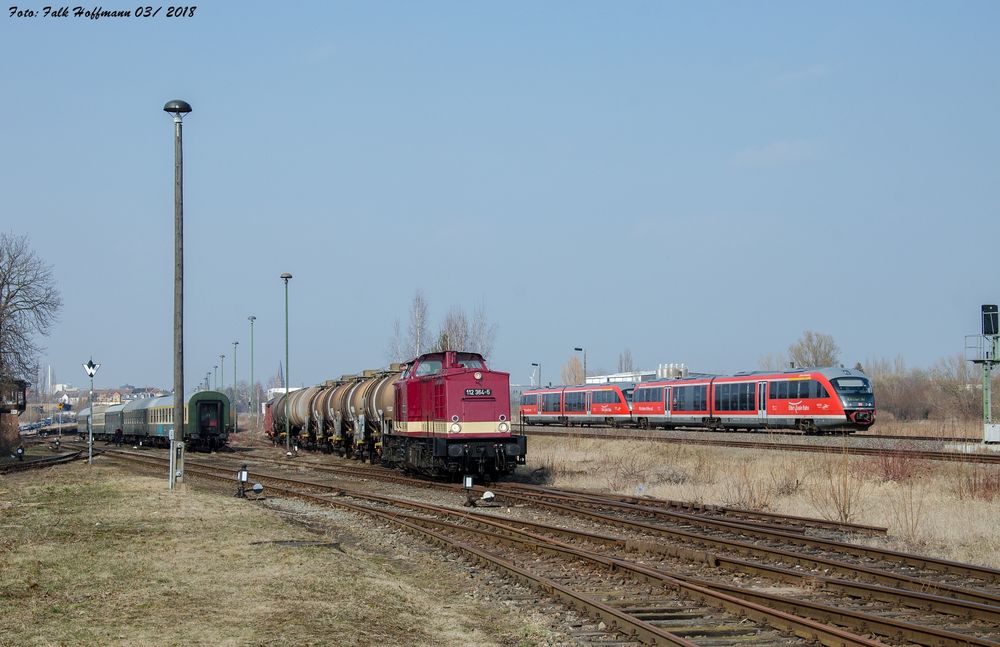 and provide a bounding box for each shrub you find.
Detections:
[951,463,1000,502]
[807,453,869,523]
